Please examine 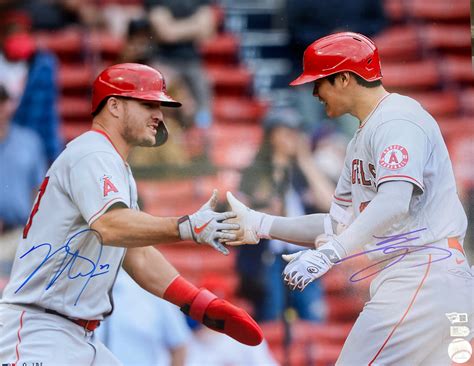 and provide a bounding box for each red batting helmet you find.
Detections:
[290,32,382,86]
[91,63,181,146]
